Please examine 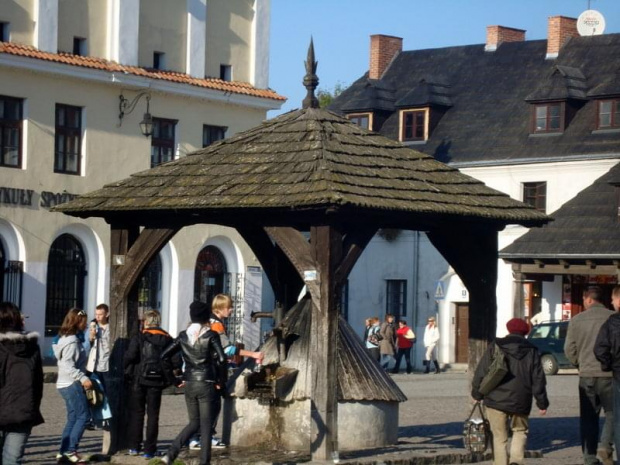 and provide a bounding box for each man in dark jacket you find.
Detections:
[565,286,614,465]
[472,318,549,465]
[594,285,620,465]
[124,310,181,458]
